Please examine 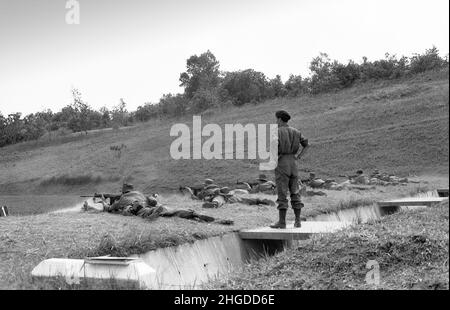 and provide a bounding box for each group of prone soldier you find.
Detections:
[82,183,234,225]
[179,174,277,209]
